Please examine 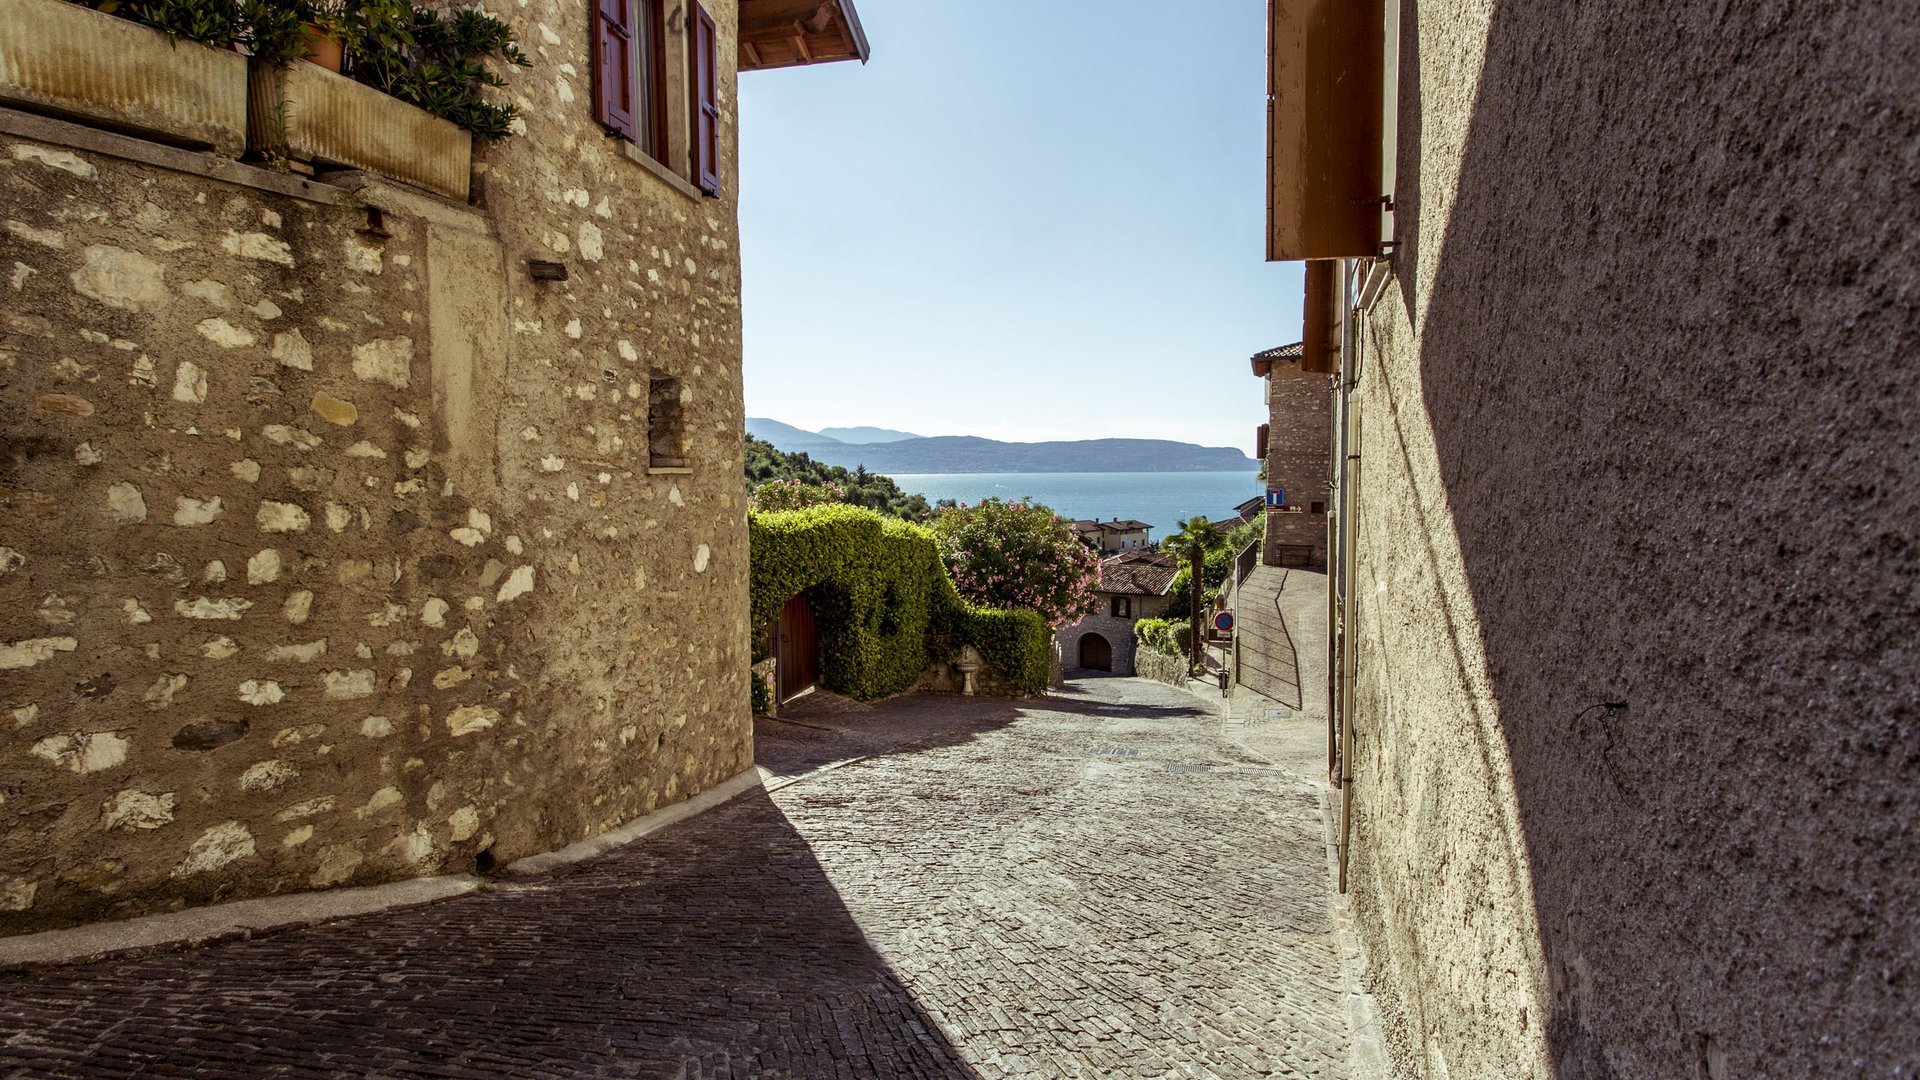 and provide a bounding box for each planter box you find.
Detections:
[248,61,470,201]
[0,0,246,157]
